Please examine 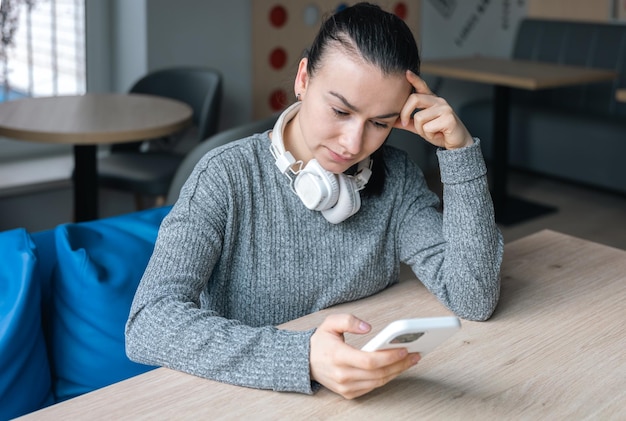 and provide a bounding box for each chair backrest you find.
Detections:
[114,67,223,152]
[166,113,279,205]
[512,19,626,117]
